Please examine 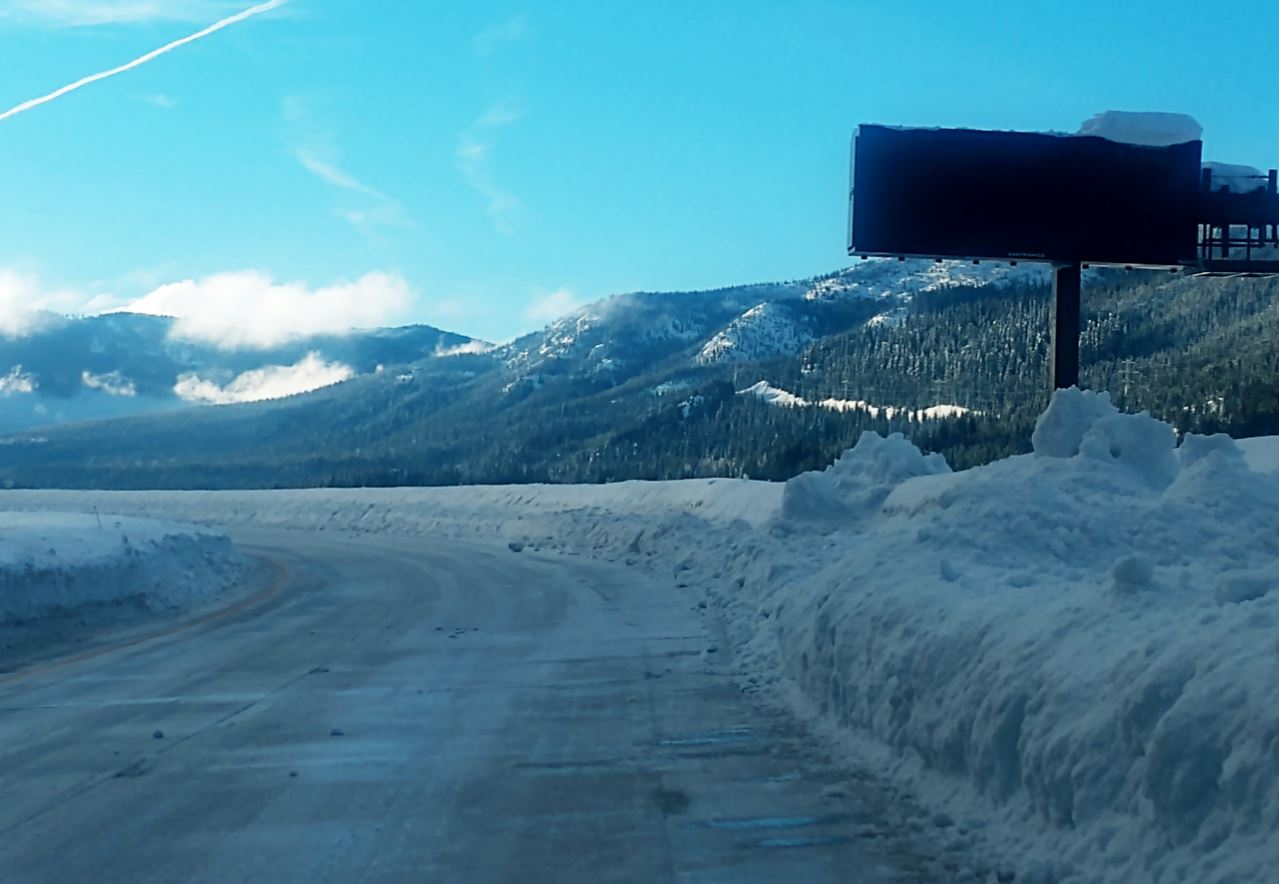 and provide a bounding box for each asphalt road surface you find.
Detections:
[0,529,953,883]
